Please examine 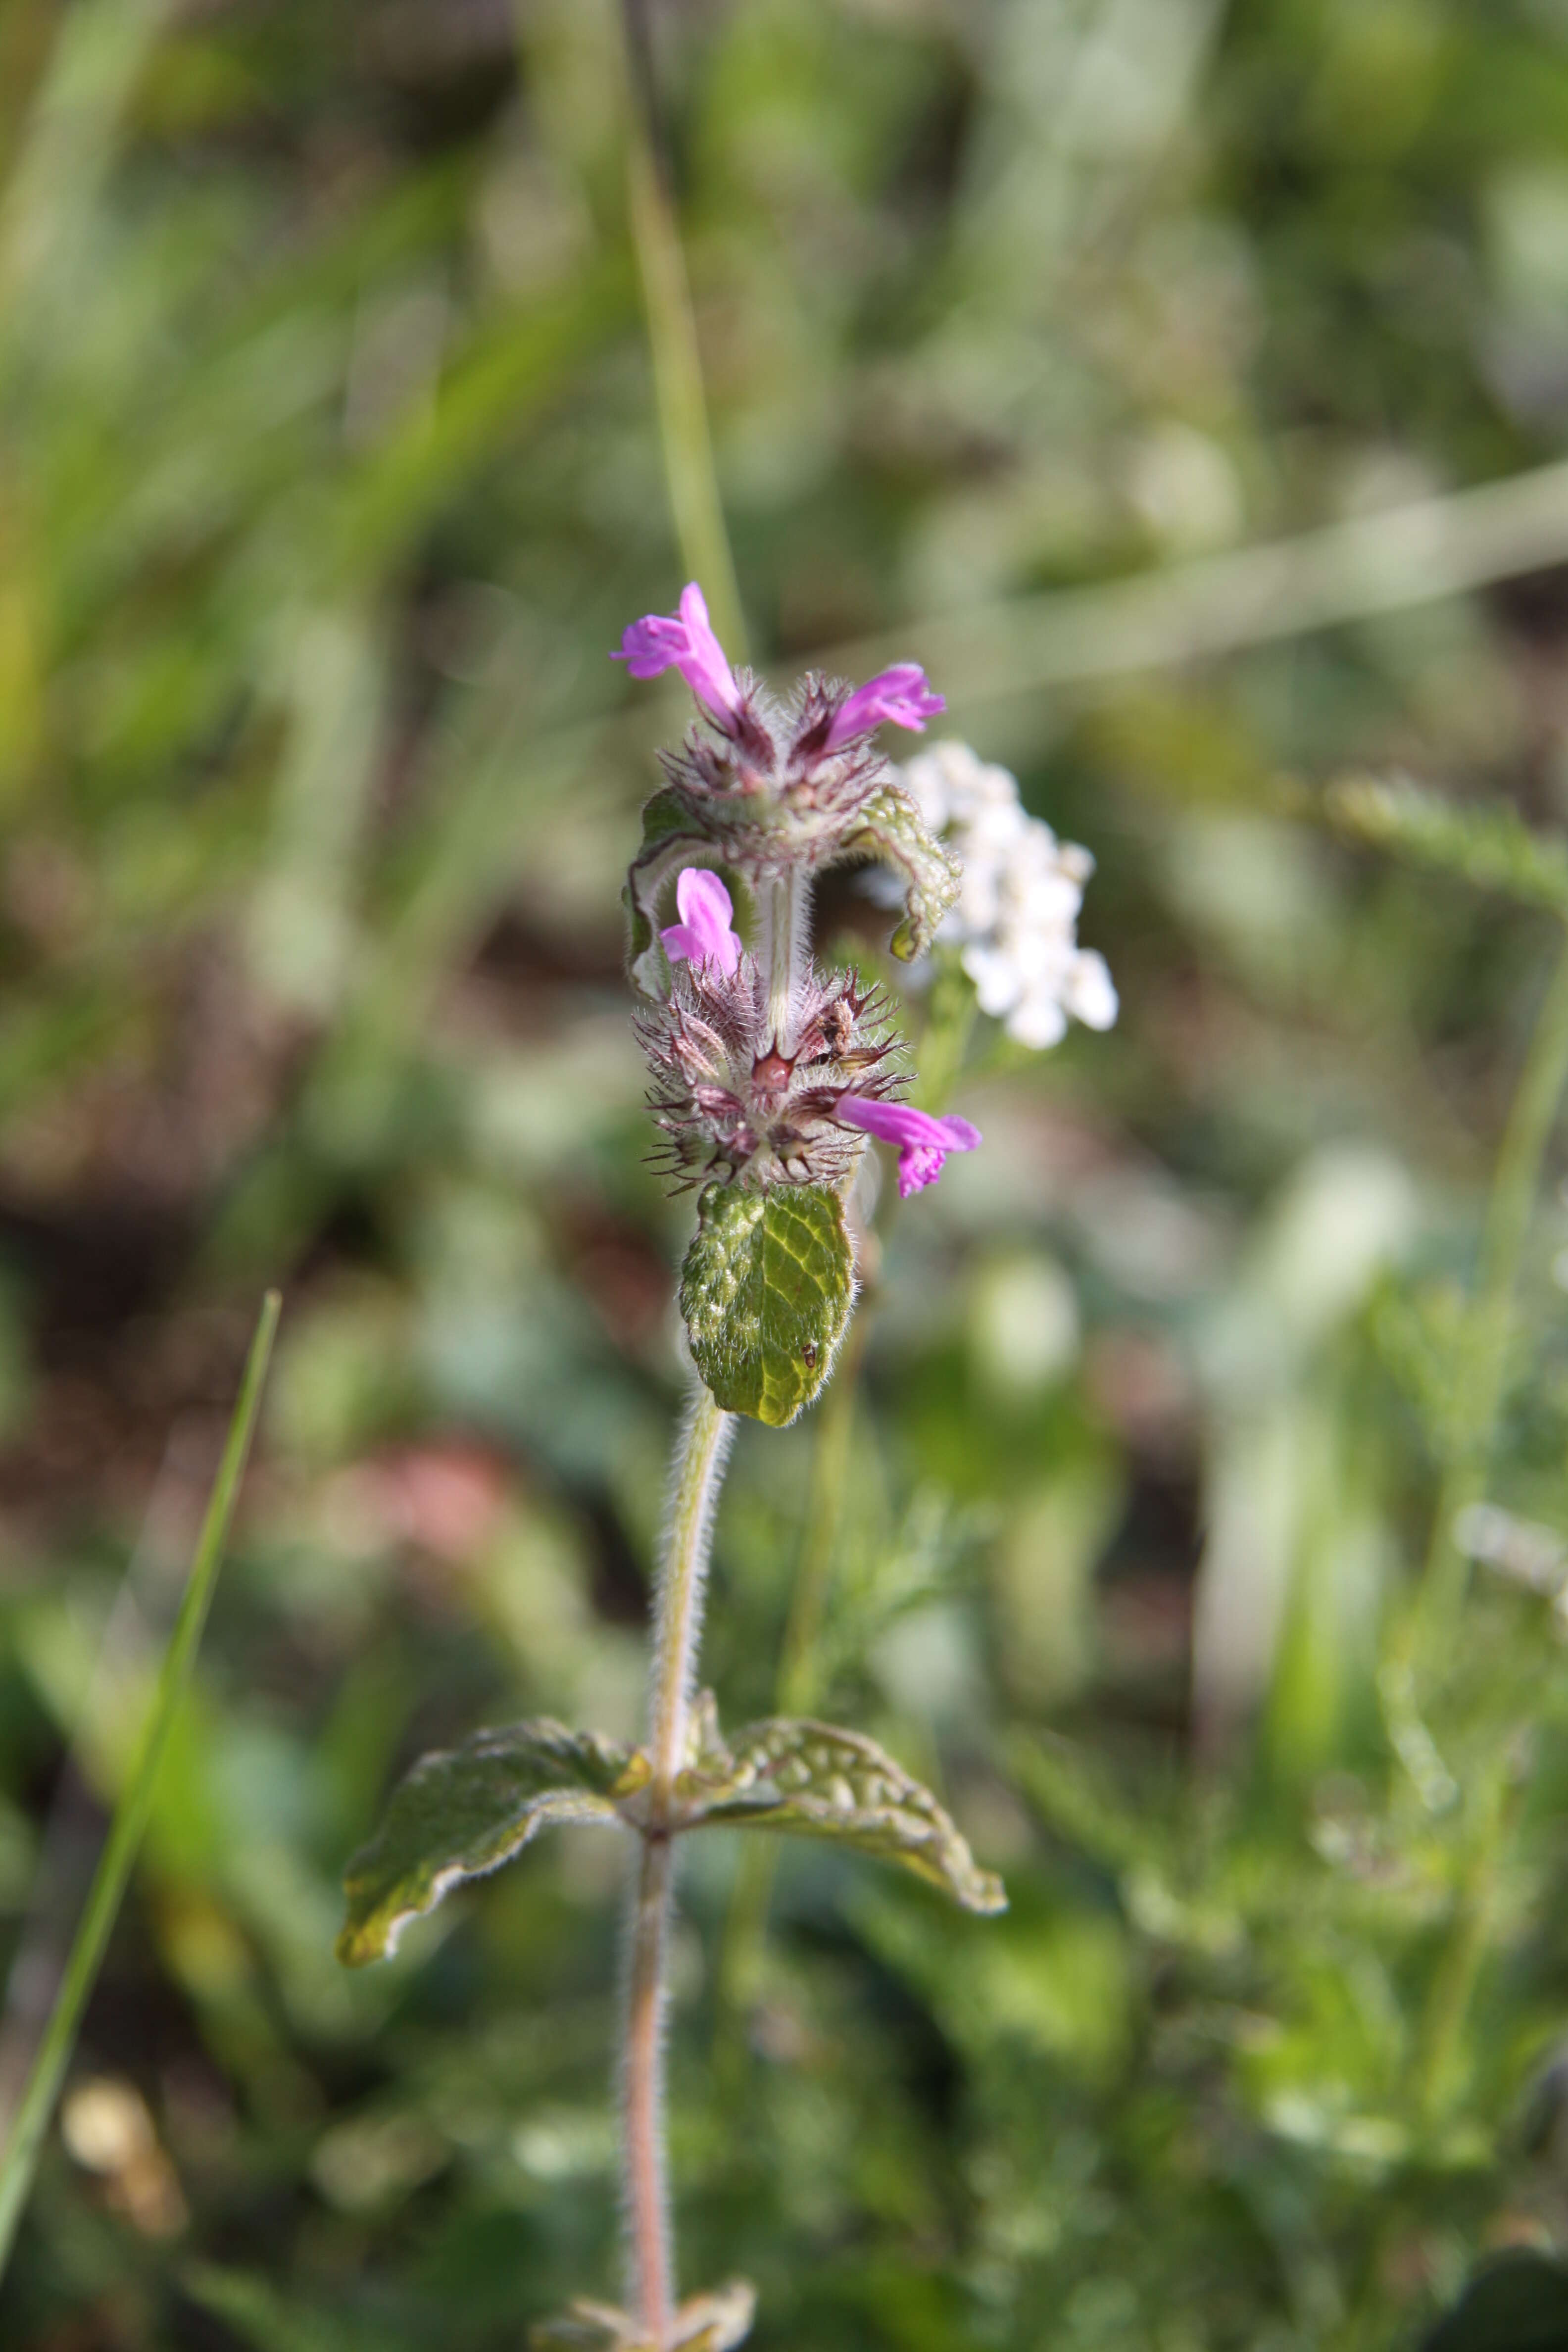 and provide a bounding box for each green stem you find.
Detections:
[1420,927,1568,1646]
[912,959,978,1116]
[619,1,746,659]
[622,1384,734,2342]
[754,869,811,1055]
[1411,1754,1514,2130]
[0,1290,280,2284]
[713,1313,867,2053]
[647,1386,735,1812]
[1349,932,1568,2347]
